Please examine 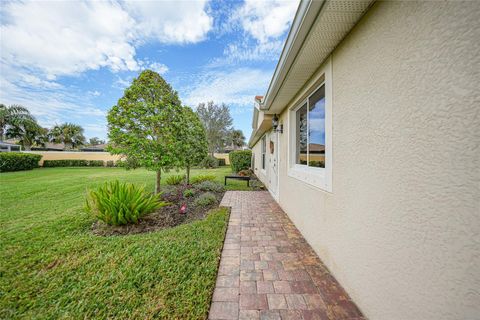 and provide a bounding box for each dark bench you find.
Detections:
[225,175,251,187]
